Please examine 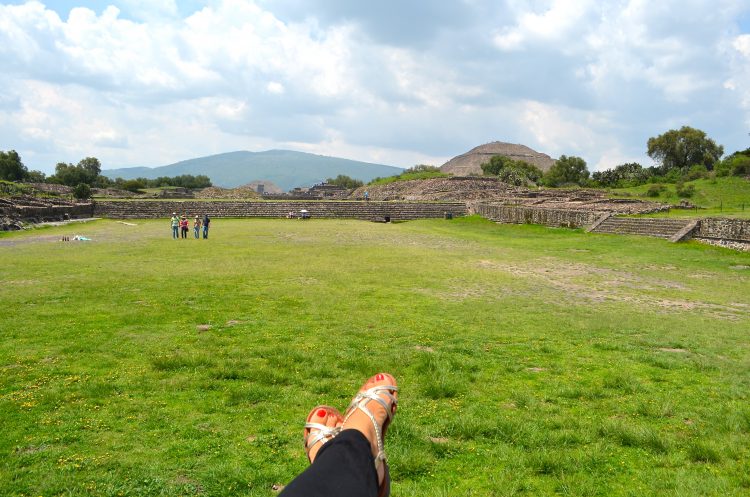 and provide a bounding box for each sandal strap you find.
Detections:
[343,384,398,469]
[347,386,399,421]
[304,423,342,453]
